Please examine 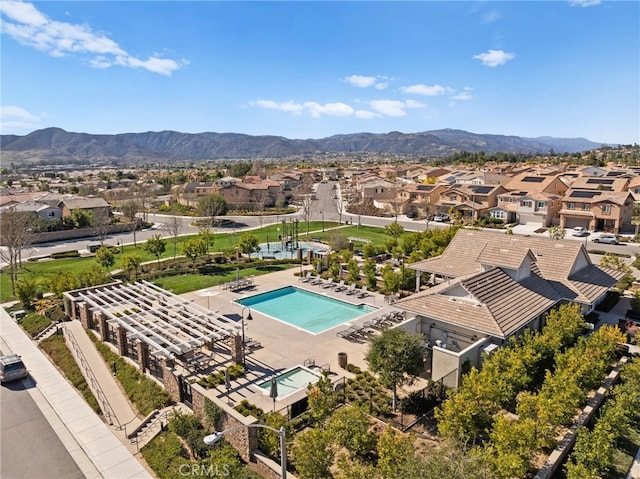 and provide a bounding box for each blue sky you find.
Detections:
[1,1,638,145]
